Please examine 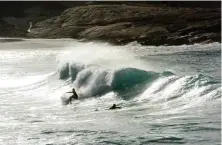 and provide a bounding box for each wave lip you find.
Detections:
[111,68,159,91]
